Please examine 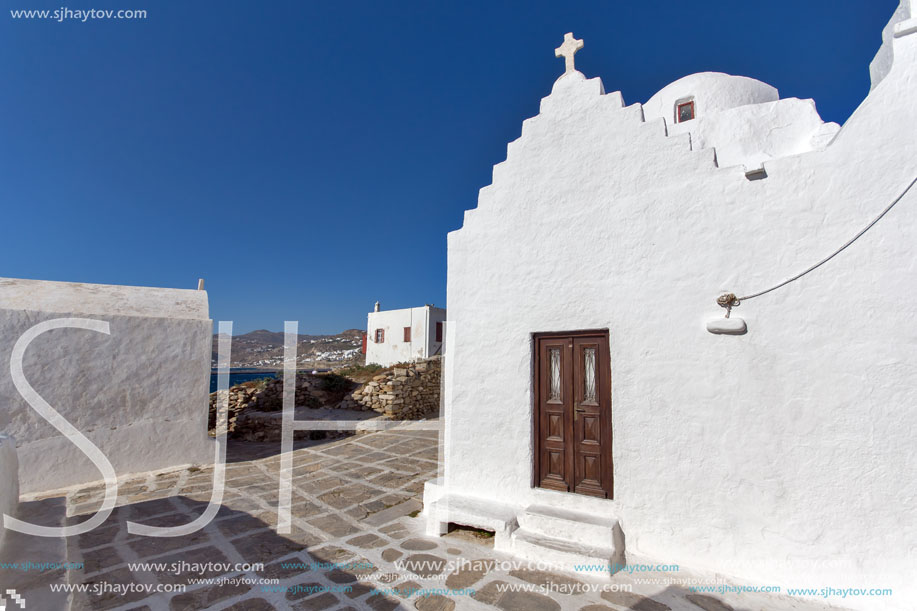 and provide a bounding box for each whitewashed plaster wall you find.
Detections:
[0,435,18,551]
[366,306,446,367]
[870,0,913,89]
[442,6,917,609]
[641,72,778,122]
[643,72,839,170]
[0,278,213,494]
